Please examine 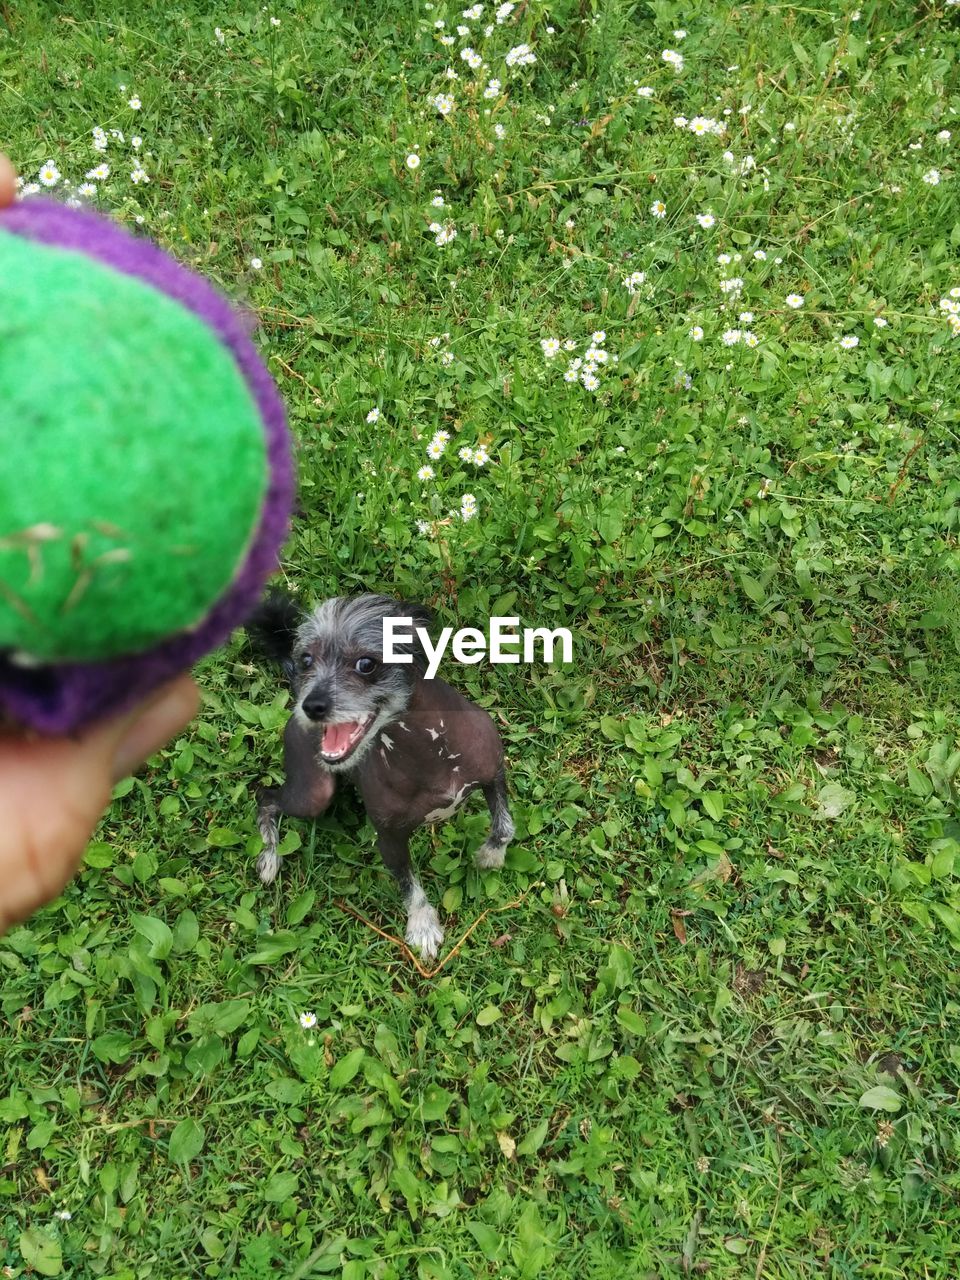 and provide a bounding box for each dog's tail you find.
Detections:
[245,588,300,667]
